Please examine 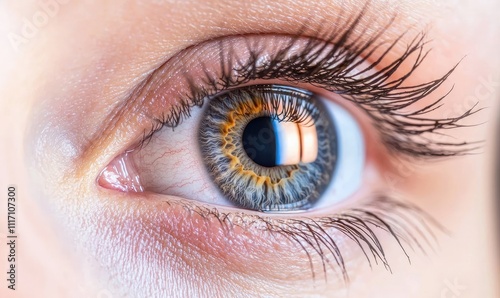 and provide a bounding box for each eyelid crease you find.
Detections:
[134,16,480,161]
